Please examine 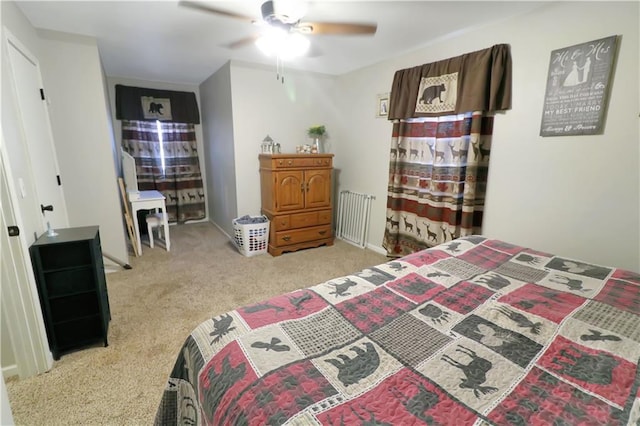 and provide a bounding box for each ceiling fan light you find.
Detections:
[281,33,310,60]
[255,35,275,56]
[255,31,309,60]
[255,28,286,56]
